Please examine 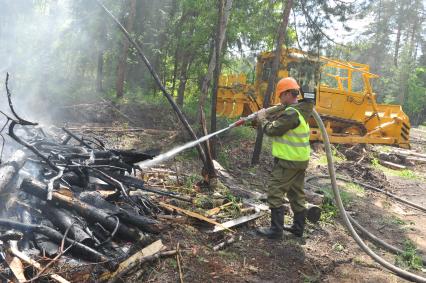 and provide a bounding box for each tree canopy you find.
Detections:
[0,0,424,124]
